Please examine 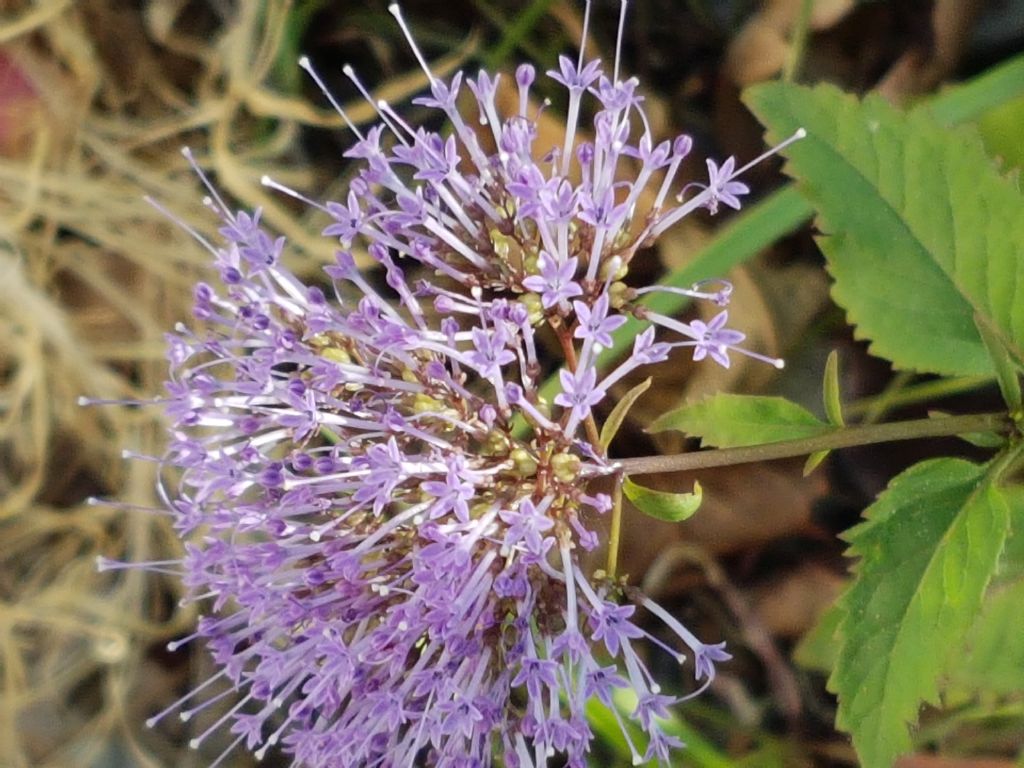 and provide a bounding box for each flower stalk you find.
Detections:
[616,412,1012,477]
[607,469,624,579]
